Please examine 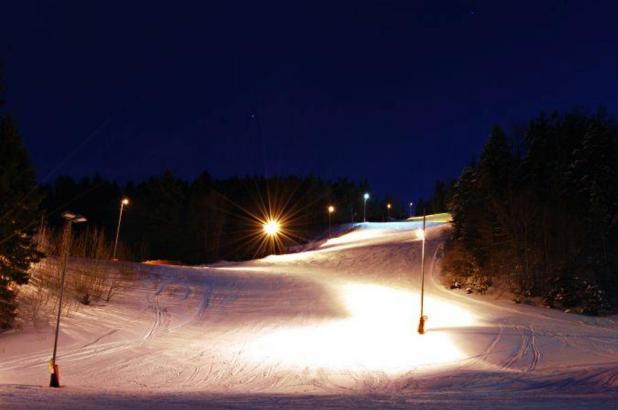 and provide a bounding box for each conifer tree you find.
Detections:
[445,111,618,312]
[0,114,43,329]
